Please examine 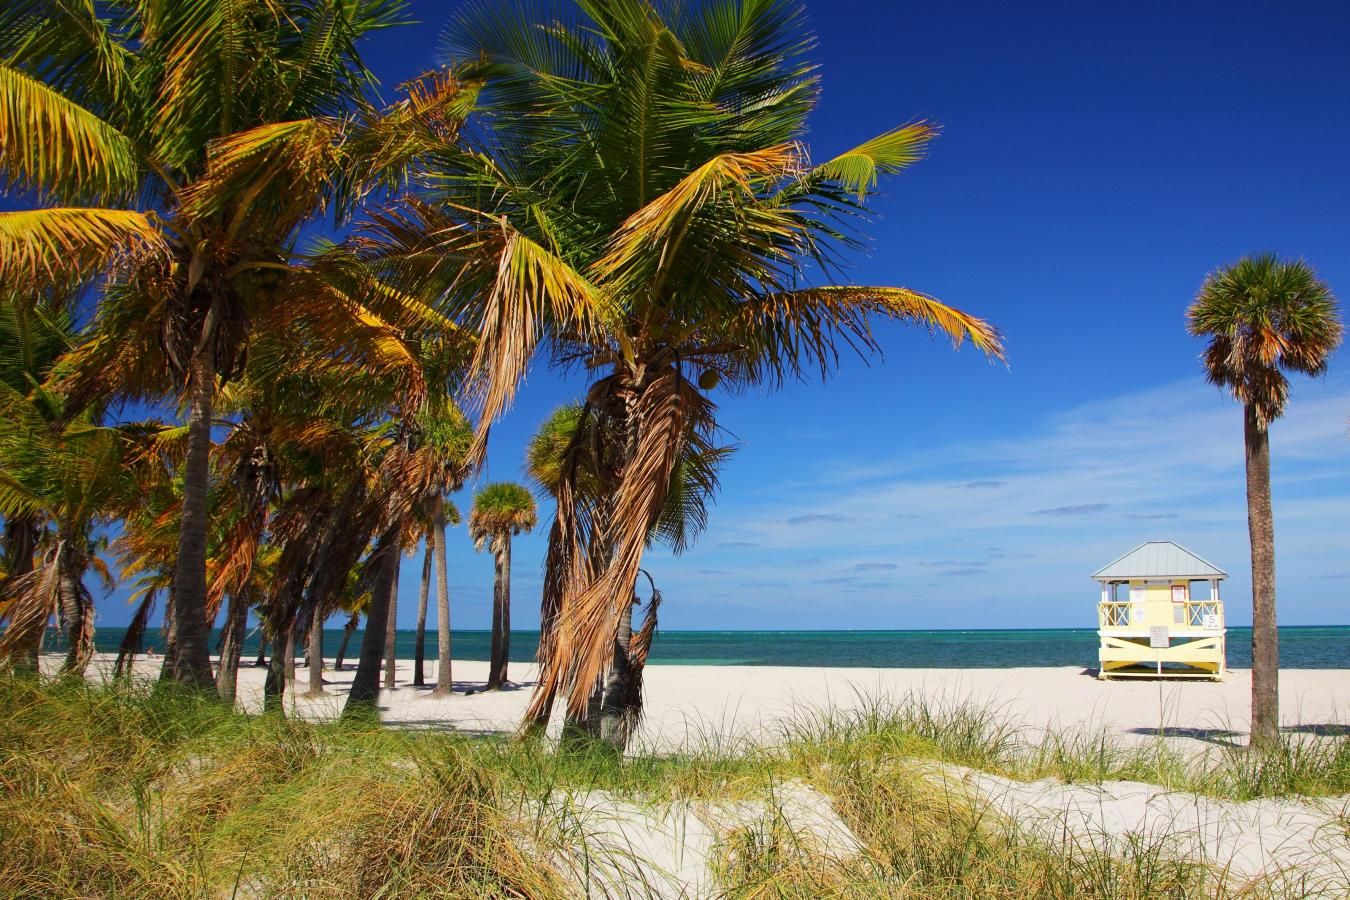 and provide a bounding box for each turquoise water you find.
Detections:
[83,625,1350,669]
